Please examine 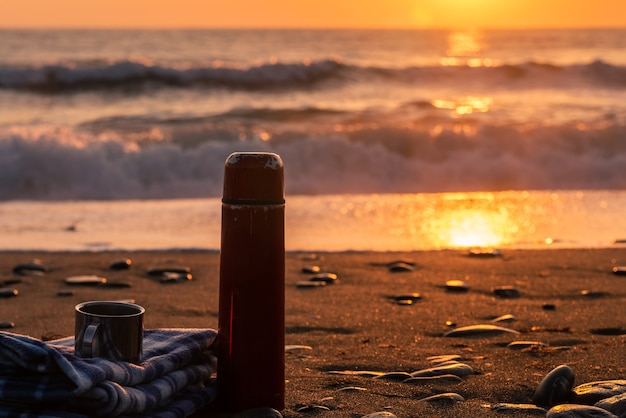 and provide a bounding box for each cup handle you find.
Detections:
[82,323,100,358]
